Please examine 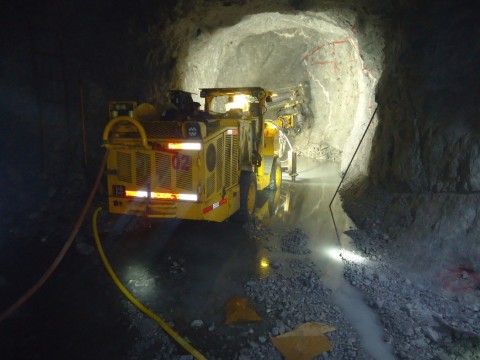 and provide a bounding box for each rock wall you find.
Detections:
[146,0,384,170]
[0,0,153,234]
[341,1,480,273]
[370,0,480,192]
[4,0,478,270]
[340,176,480,273]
